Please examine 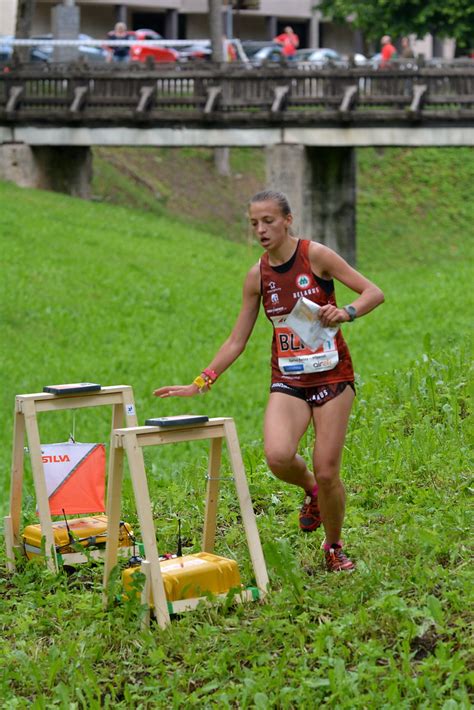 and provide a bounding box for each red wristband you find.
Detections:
[202,368,218,383]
